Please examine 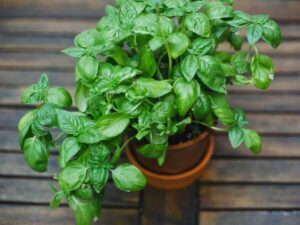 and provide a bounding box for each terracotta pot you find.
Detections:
[125,131,214,190]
